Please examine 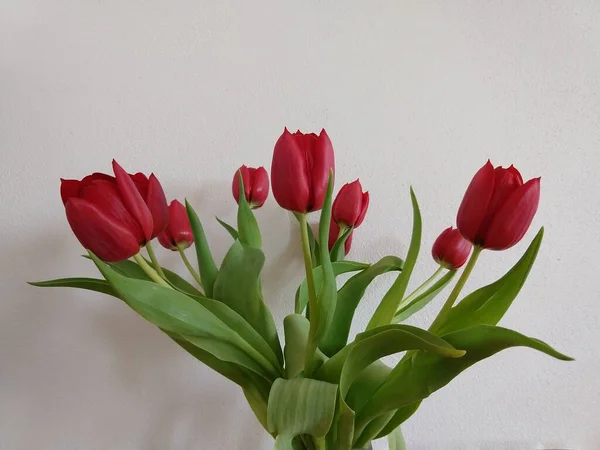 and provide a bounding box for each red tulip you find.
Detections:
[332,180,369,228]
[271,128,335,213]
[232,165,269,208]
[432,227,472,269]
[328,220,353,255]
[457,161,540,250]
[60,160,168,261]
[158,200,194,250]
